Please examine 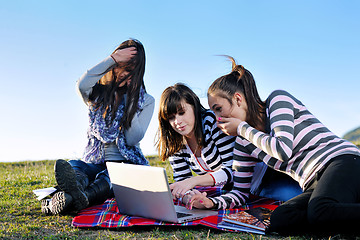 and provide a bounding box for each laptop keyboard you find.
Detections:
[176,212,192,218]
